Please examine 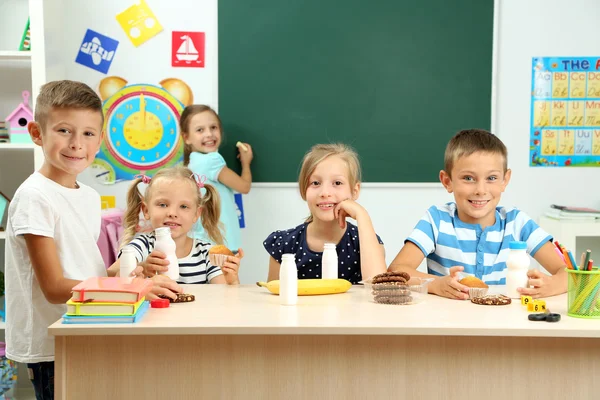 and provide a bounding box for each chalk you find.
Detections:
[236,141,248,151]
